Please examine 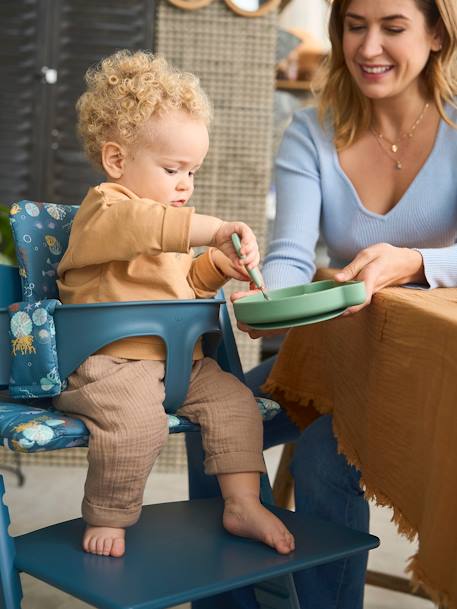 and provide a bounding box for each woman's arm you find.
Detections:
[262,111,323,290]
[414,243,457,288]
[233,112,324,338]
